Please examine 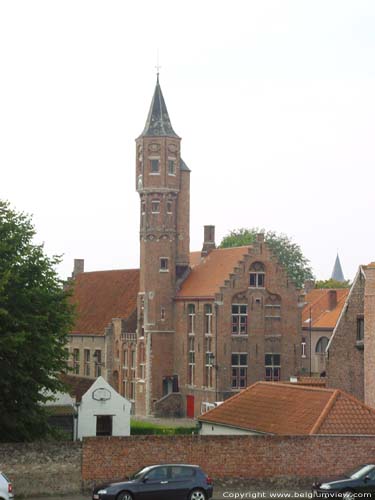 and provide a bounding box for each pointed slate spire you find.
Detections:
[331,254,345,282]
[140,75,179,138]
